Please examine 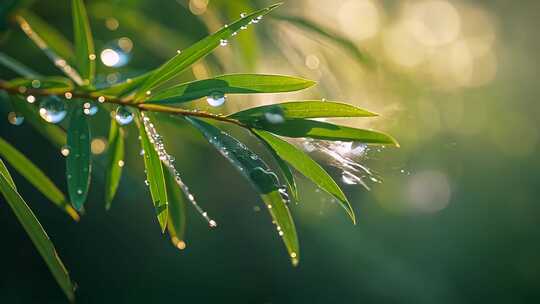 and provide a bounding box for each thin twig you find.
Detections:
[0,79,247,128]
